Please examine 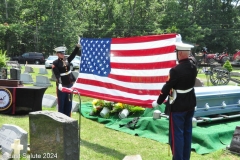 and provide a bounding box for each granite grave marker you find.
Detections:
[33,75,53,87]
[20,73,34,84]
[10,68,21,80]
[42,94,57,108]
[24,66,34,73]
[0,124,28,156]
[38,68,48,75]
[29,111,79,160]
